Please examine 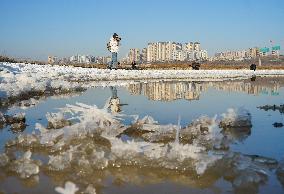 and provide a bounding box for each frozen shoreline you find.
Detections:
[2,62,284,80]
[1,62,284,100]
